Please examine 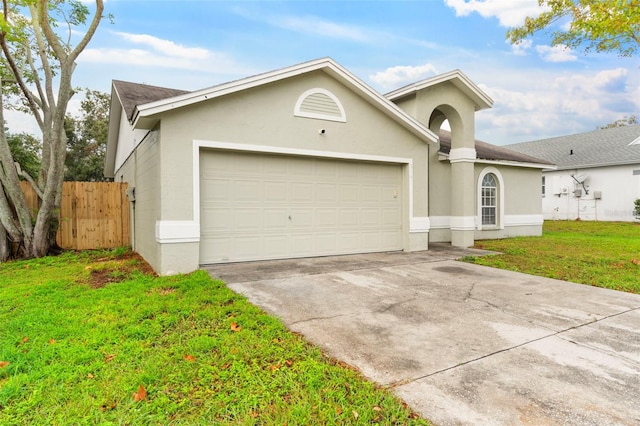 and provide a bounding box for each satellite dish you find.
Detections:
[574,173,588,183]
